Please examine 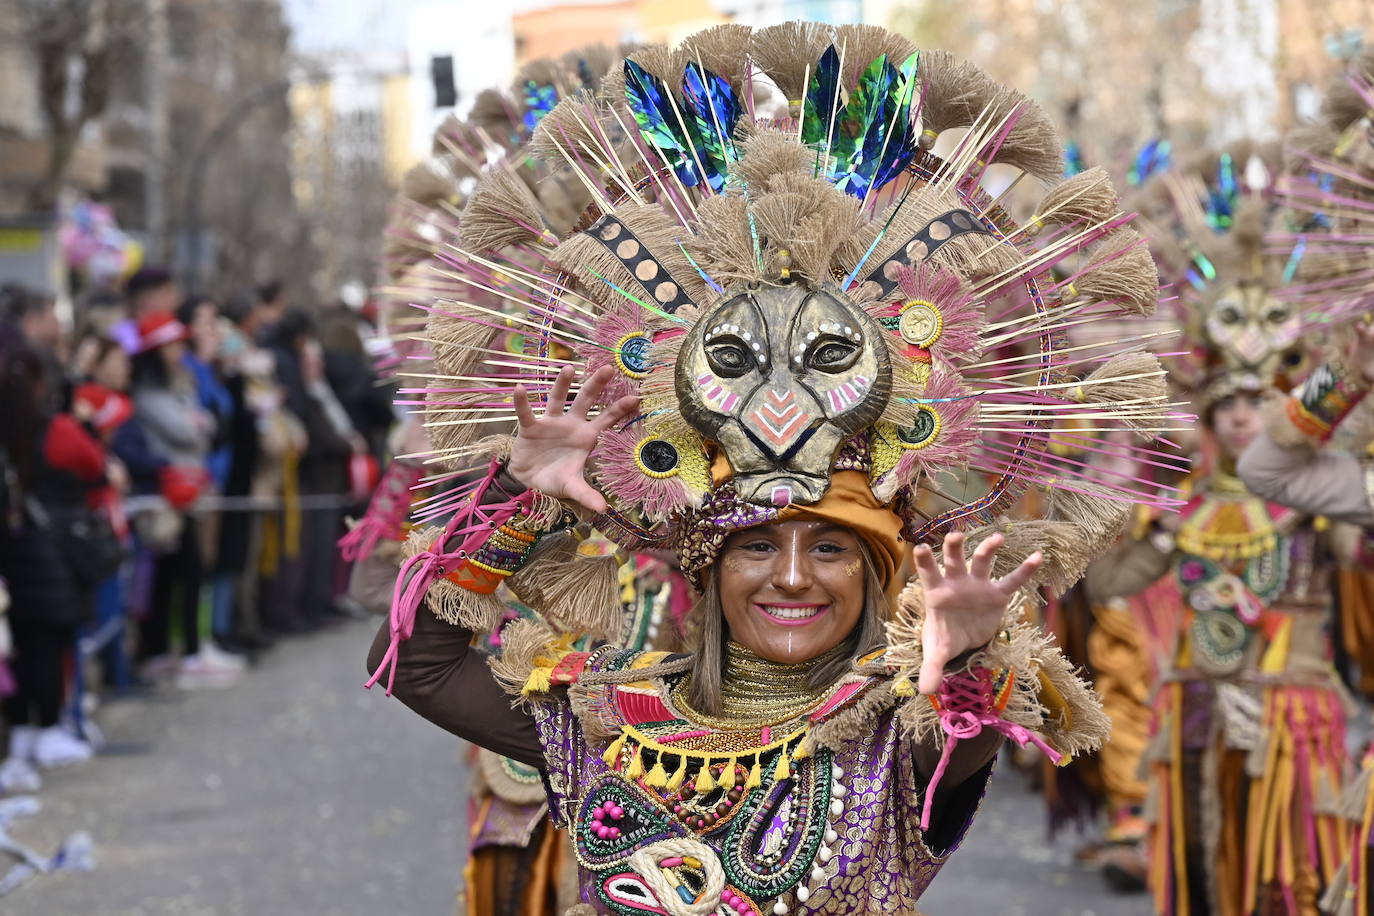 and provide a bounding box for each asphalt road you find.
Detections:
[5,618,1150,915]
